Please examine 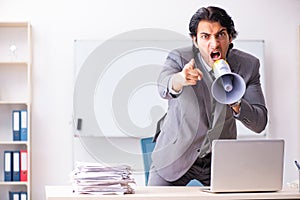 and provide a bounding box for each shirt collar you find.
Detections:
[200,56,212,72]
